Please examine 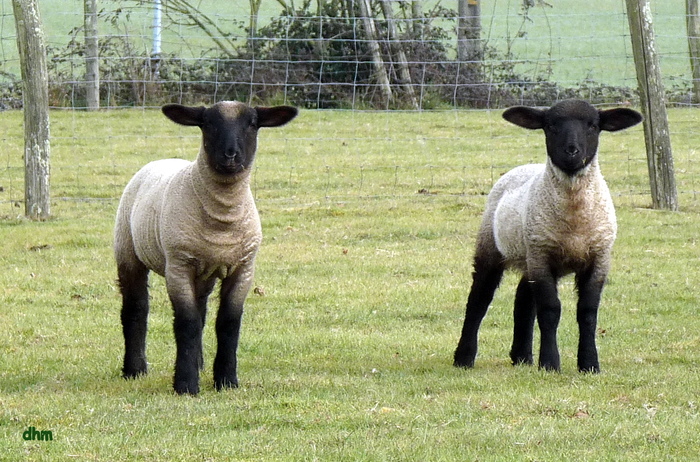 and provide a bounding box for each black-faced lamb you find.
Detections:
[453,99,642,373]
[114,101,298,394]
